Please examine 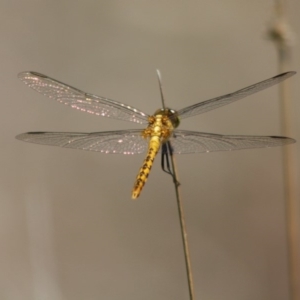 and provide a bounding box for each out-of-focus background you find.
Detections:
[1,1,299,300]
